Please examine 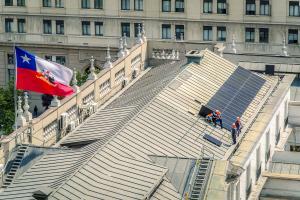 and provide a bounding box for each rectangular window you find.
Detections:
[82,21,91,35]
[5,0,13,6]
[162,24,171,39]
[204,0,212,13]
[5,18,13,33]
[134,23,142,37]
[94,0,103,9]
[95,22,104,36]
[56,20,64,35]
[7,53,14,65]
[56,56,66,65]
[115,68,125,83]
[55,0,64,8]
[43,20,52,34]
[260,0,270,15]
[175,25,184,40]
[288,29,298,44]
[43,0,51,7]
[217,26,226,41]
[17,0,25,6]
[246,0,256,15]
[17,19,26,33]
[217,0,227,14]
[121,0,130,10]
[289,1,299,16]
[134,0,143,10]
[245,27,255,42]
[82,0,90,8]
[162,0,171,12]
[175,0,184,12]
[121,22,130,37]
[203,26,212,41]
[259,28,269,43]
[100,79,111,96]
[8,69,15,81]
